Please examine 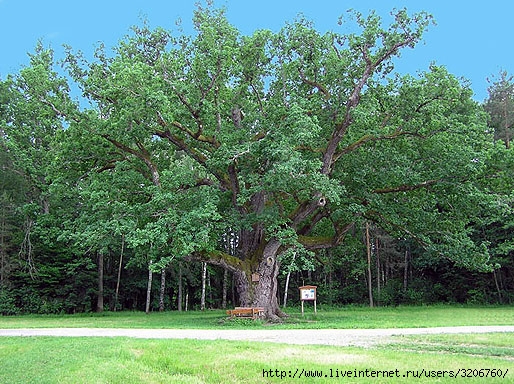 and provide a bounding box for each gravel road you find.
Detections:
[1,326,513,347]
